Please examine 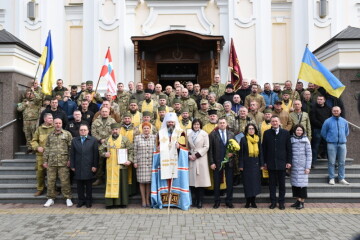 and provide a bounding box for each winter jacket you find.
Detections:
[290,136,312,187]
[321,116,349,144]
